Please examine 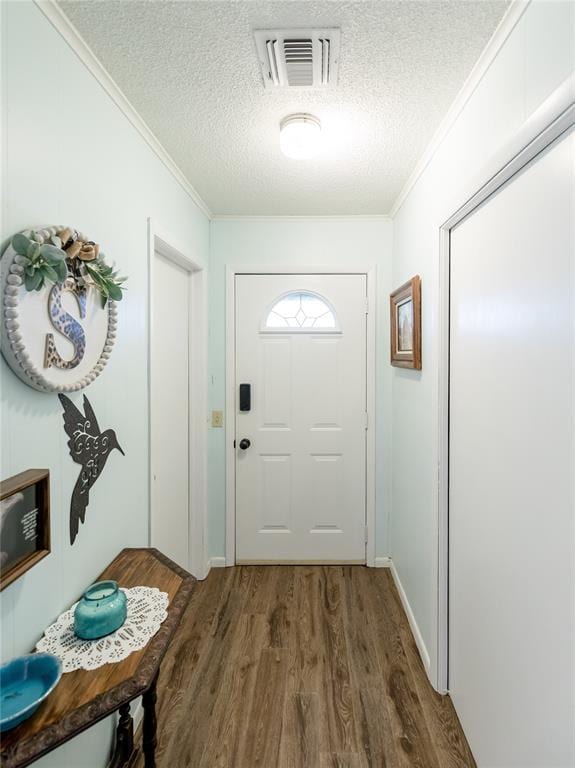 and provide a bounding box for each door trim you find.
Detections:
[436,75,575,692]
[225,265,377,567]
[148,218,208,580]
